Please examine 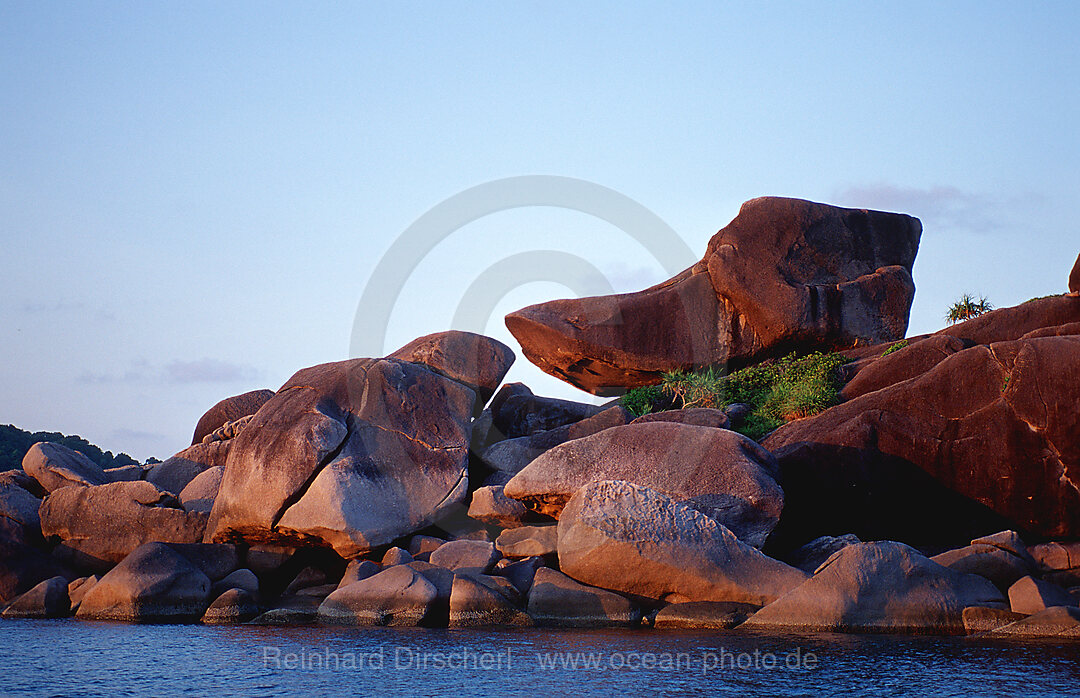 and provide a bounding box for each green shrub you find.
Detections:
[621,351,851,440]
[945,294,992,324]
[881,339,909,356]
